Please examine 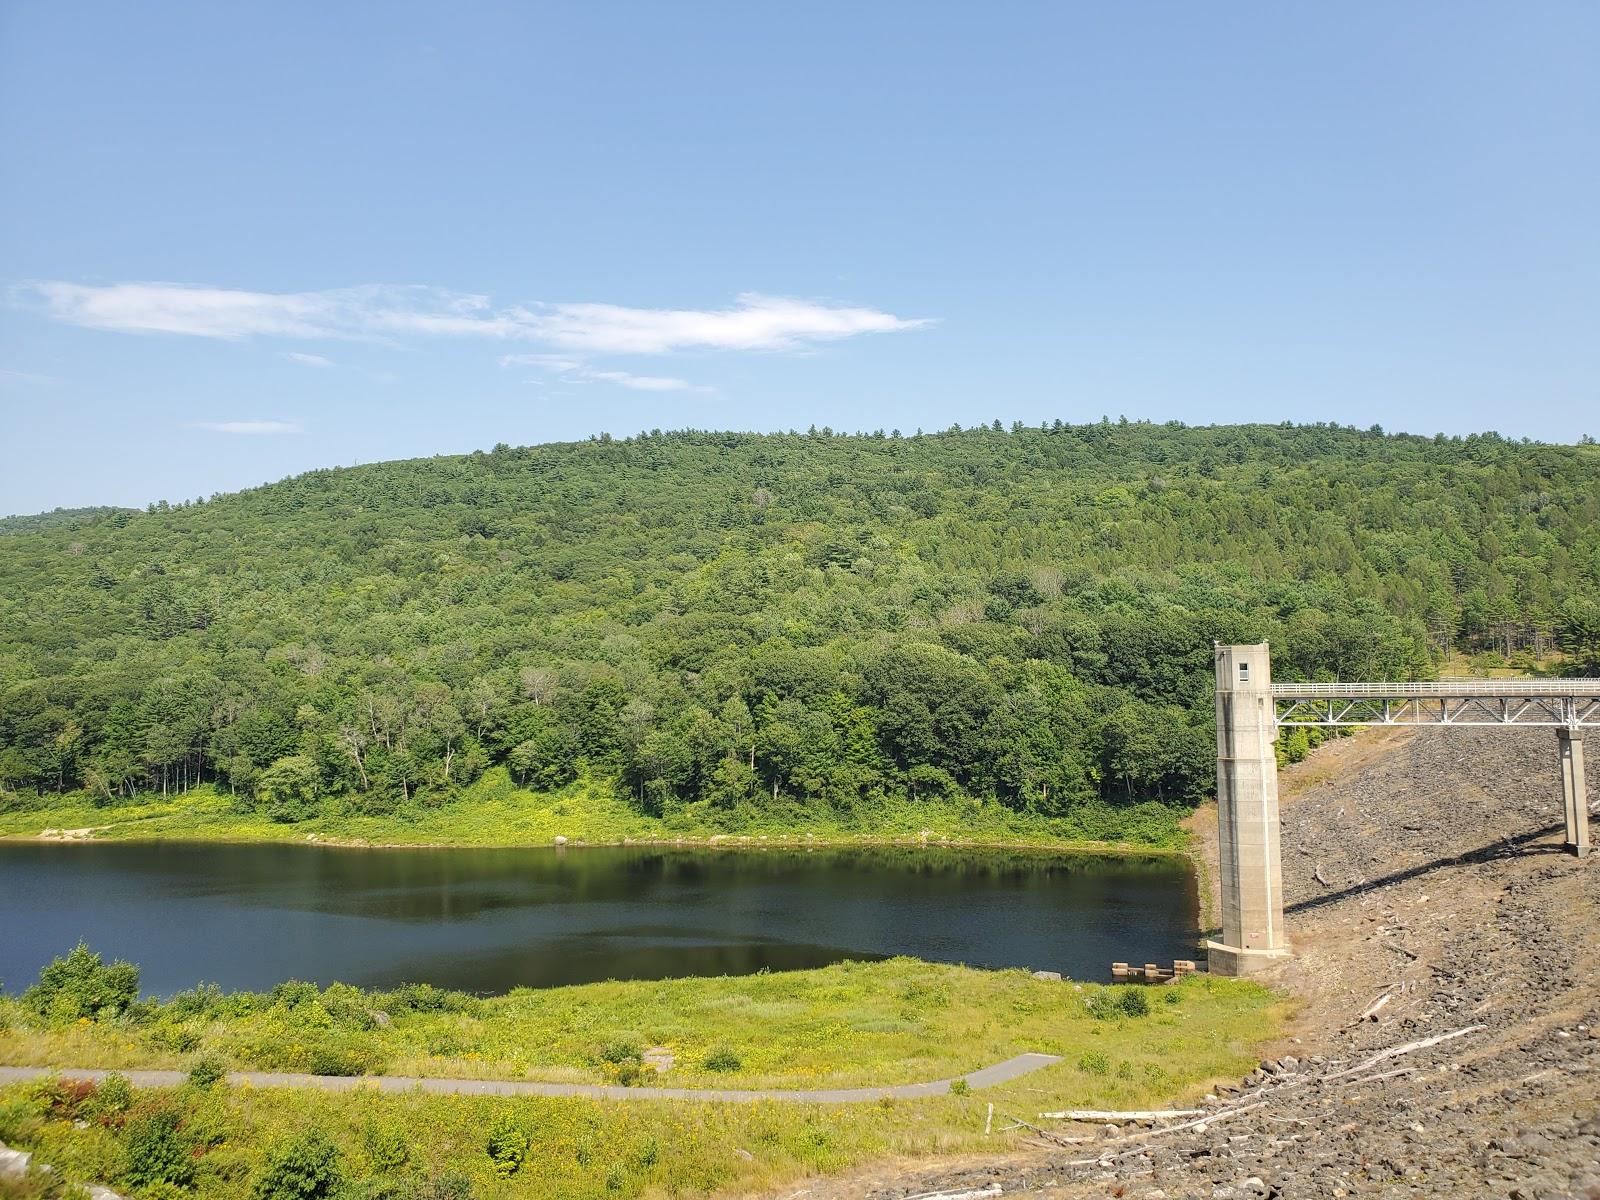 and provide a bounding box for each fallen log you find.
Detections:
[1038,1108,1204,1122]
[1322,1024,1486,1081]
